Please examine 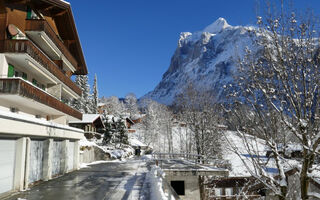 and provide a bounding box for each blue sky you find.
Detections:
[68,0,320,98]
